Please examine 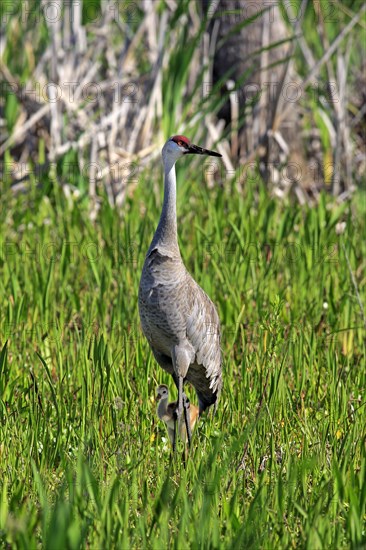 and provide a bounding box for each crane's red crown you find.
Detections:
[170,135,190,147]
